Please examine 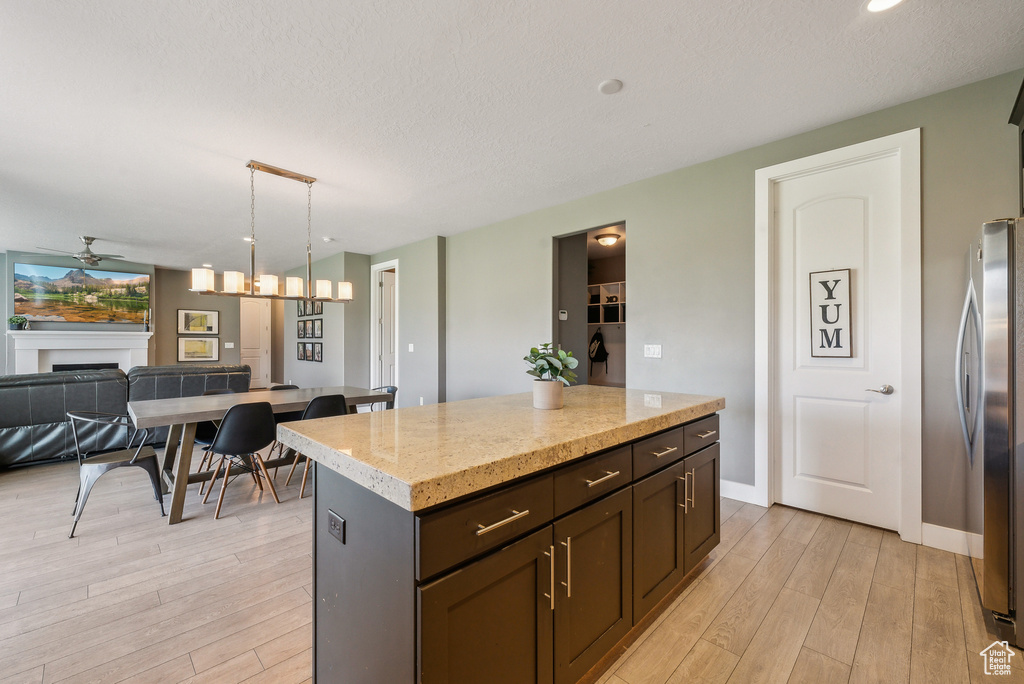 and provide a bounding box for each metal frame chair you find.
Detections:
[67,411,165,538]
[369,385,397,411]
